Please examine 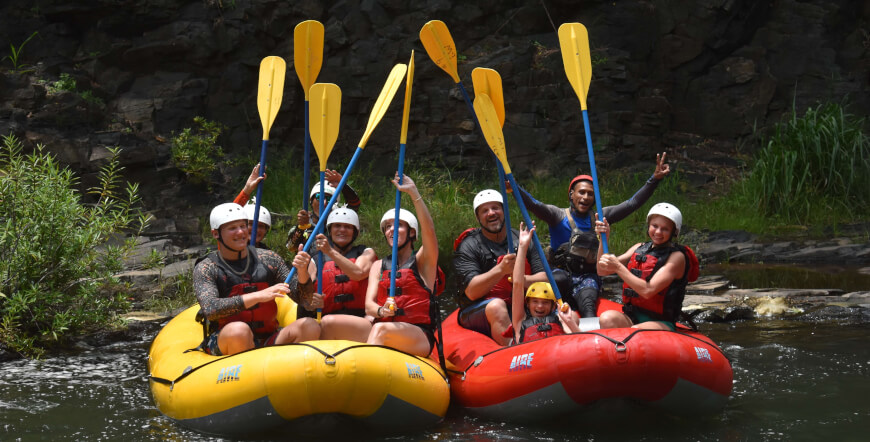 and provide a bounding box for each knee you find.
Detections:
[599,311,630,329]
[368,323,387,344]
[485,299,509,322]
[221,321,253,339]
[296,317,321,336]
